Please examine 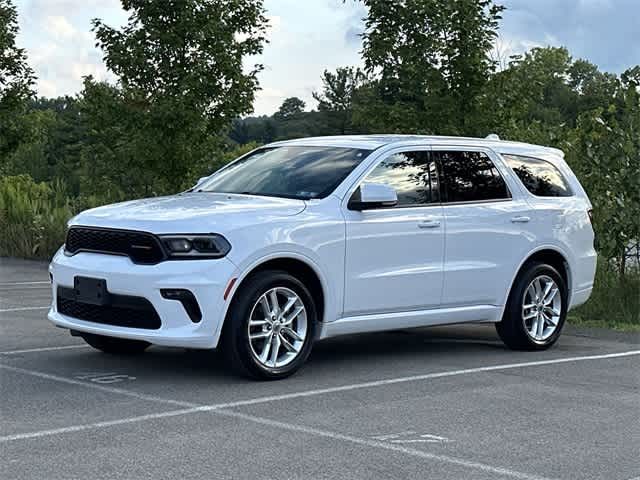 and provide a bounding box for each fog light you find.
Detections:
[160,289,202,322]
